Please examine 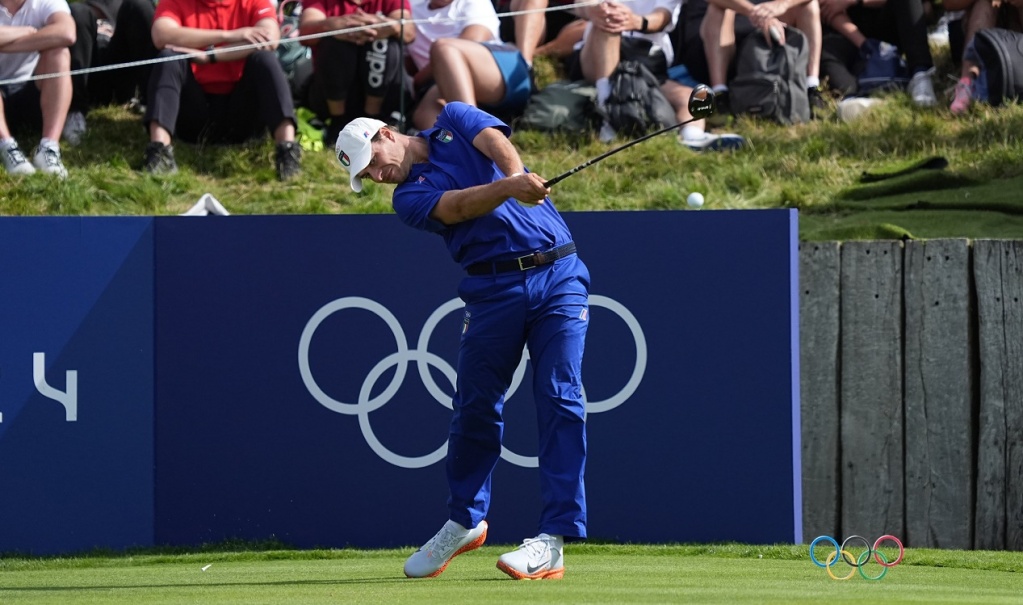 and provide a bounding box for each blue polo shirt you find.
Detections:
[392,102,573,268]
